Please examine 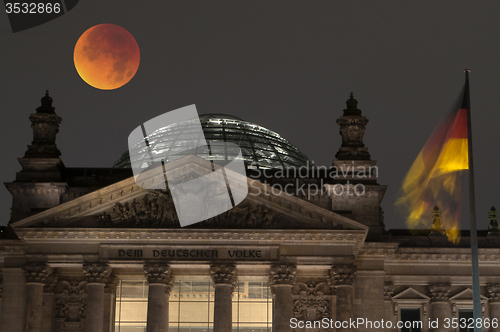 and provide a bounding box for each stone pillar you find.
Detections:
[211,265,237,332]
[144,264,175,332]
[104,275,119,332]
[384,282,397,332]
[269,265,296,332]
[23,263,53,332]
[487,284,500,332]
[83,263,111,332]
[328,265,357,332]
[0,274,3,320]
[42,274,58,332]
[428,283,451,332]
[0,267,26,332]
